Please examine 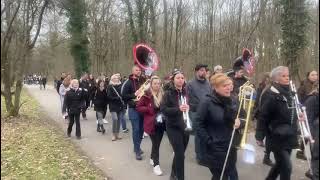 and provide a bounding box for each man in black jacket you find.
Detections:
[121,65,145,160]
[80,73,90,120]
[231,68,247,96]
[56,72,66,94]
[258,66,303,180]
[186,64,211,164]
